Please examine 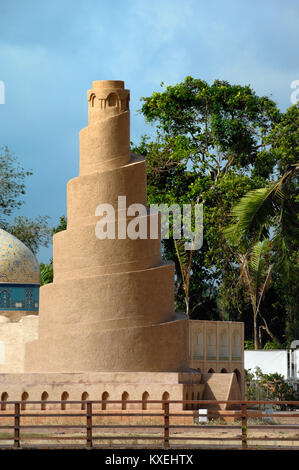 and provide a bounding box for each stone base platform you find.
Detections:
[0,371,204,411]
